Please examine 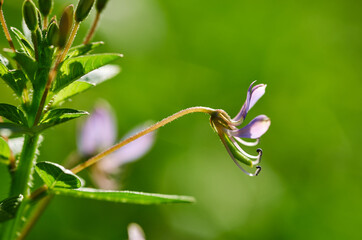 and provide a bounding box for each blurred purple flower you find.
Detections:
[211,81,270,176]
[78,101,155,189]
